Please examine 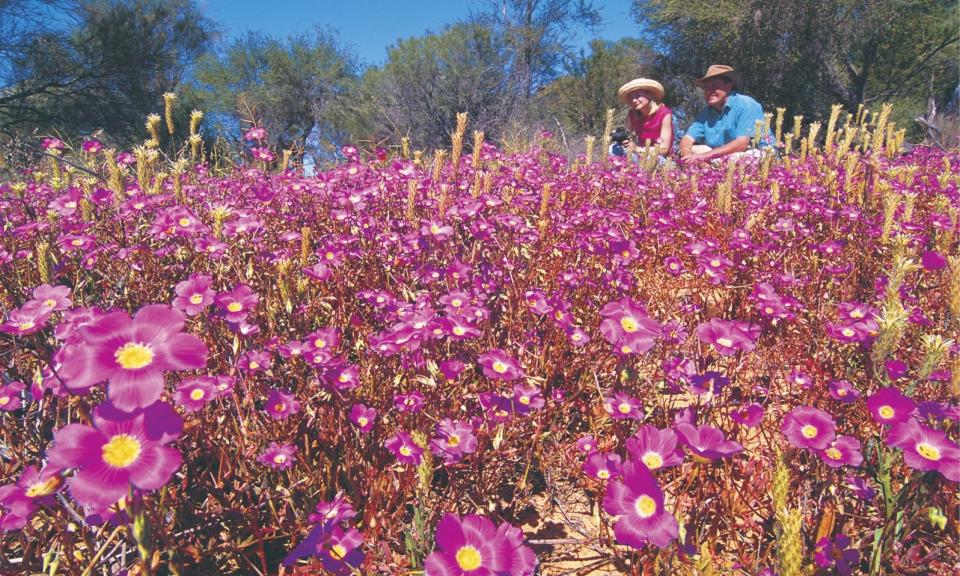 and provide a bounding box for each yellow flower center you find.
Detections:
[447,434,461,447]
[850,310,864,319]
[492,361,508,373]
[44,299,57,308]
[621,250,630,258]
[841,327,855,337]
[329,544,347,560]
[571,333,582,341]
[635,494,657,518]
[249,362,260,370]
[642,452,664,470]
[325,252,335,260]
[878,405,894,419]
[917,442,941,461]
[17,321,34,330]
[313,338,326,348]
[618,403,632,414]
[71,239,83,246]
[25,477,61,498]
[451,299,462,308]
[620,344,633,354]
[710,259,721,267]
[399,446,412,457]
[189,294,203,304]
[102,434,142,468]
[716,337,734,348]
[453,326,466,336]
[273,454,287,464]
[178,217,191,227]
[189,388,205,401]
[620,317,638,333]
[430,224,442,234]
[825,447,842,460]
[0,396,8,406]
[455,546,482,571]
[227,302,243,313]
[801,424,818,439]
[357,417,368,426]
[764,306,774,314]
[597,469,610,479]
[273,403,285,413]
[519,396,530,405]
[837,387,847,396]
[114,342,155,370]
